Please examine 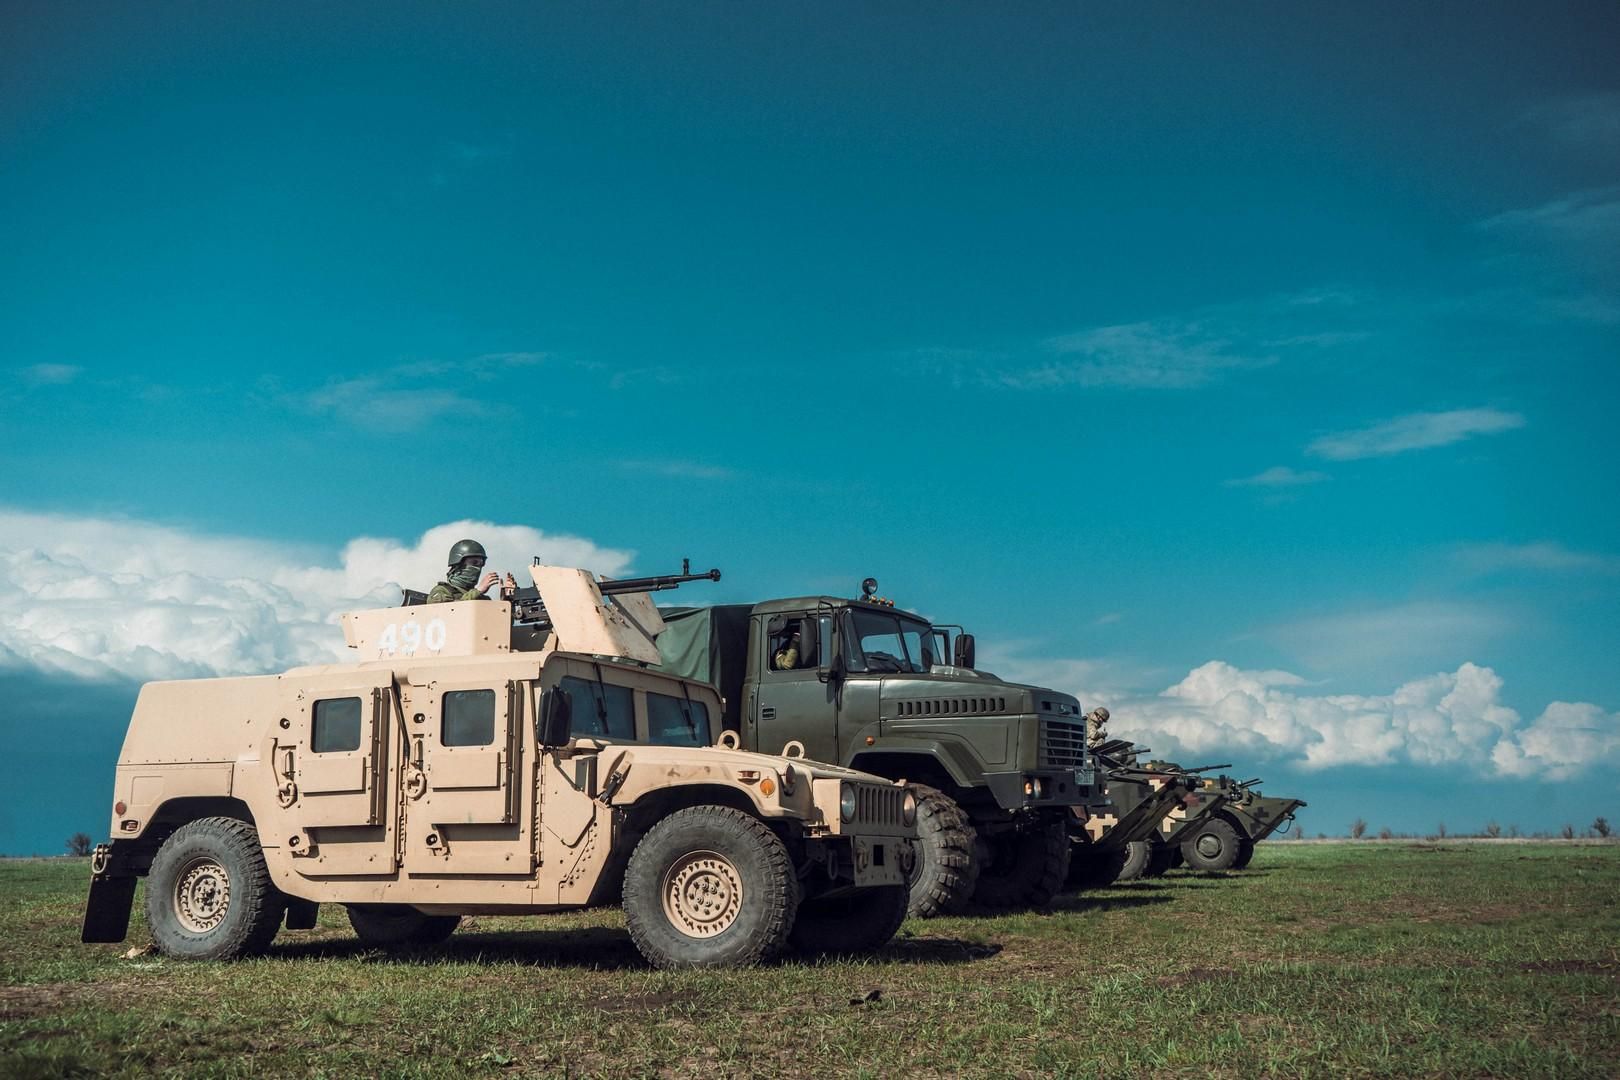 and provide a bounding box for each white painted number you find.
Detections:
[376,617,447,657]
